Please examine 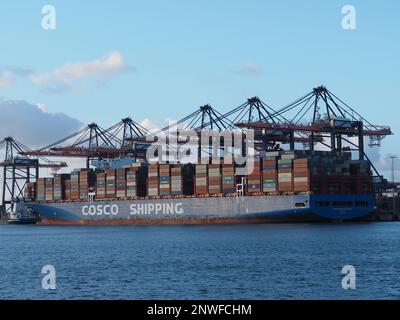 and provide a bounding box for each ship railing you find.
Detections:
[88,193,96,203]
[236,177,246,197]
